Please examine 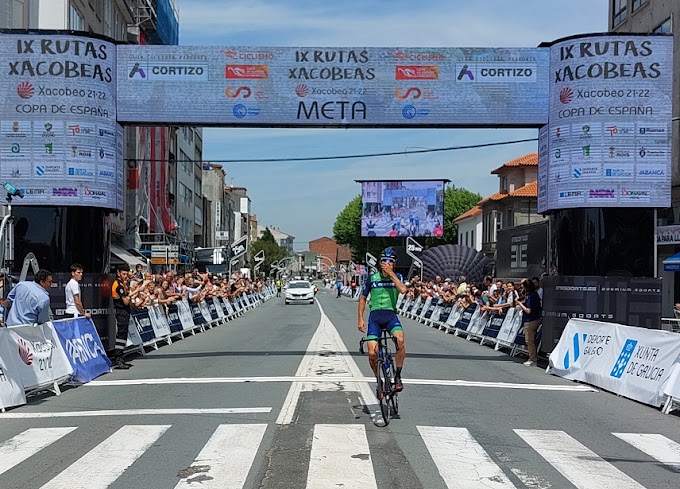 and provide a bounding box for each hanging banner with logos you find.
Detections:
[0,329,28,409]
[539,34,673,211]
[549,318,680,407]
[3,322,73,390]
[117,45,549,127]
[0,33,123,211]
[52,317,111,384]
